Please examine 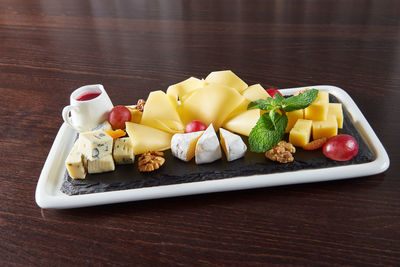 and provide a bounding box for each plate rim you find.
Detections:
[35,85,390,209]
